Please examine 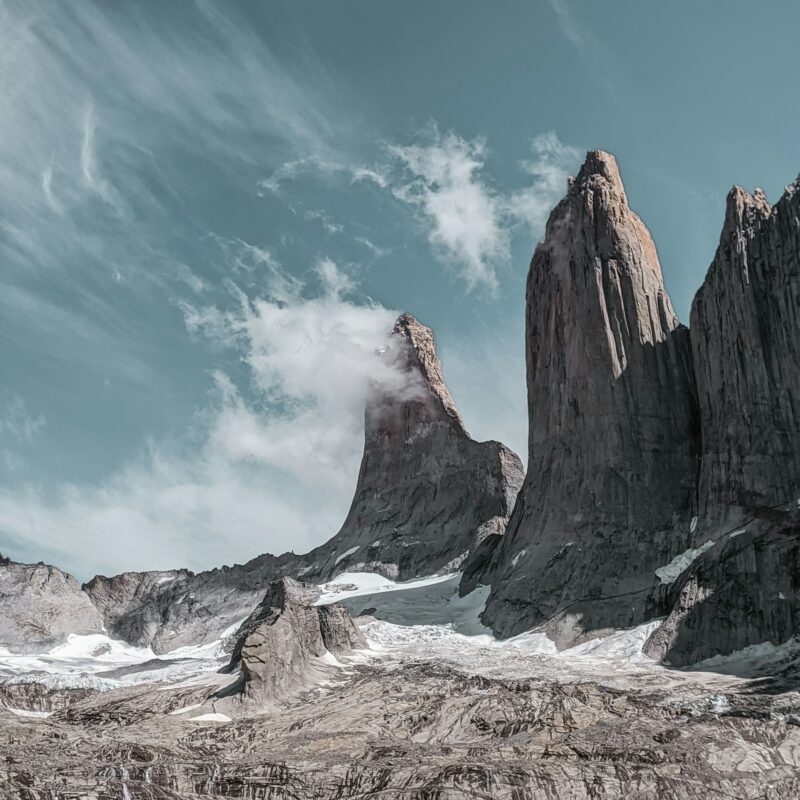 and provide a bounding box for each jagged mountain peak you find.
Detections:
[370,312,466,436]
[572,149,627,200]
